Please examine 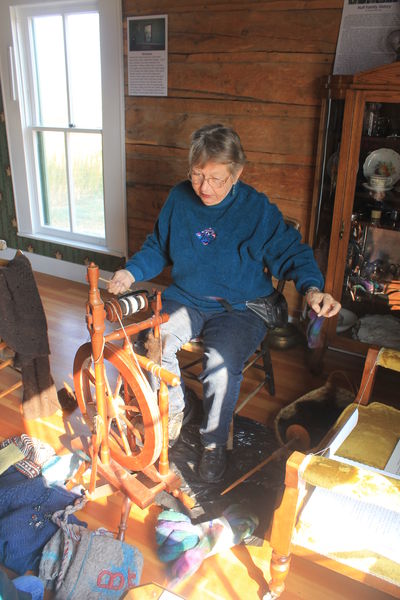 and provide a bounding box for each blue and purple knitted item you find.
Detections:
[155,505,258,586]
